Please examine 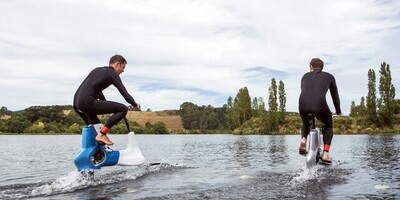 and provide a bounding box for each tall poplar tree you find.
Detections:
[227,96,239,130]
[268,78,278,112]
[257,97,266,120]
[378,62,396,126]
[252,97,259,117]
[267,78,278,133]
[366,69,377,124]
[278,80,286,124]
